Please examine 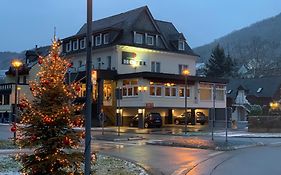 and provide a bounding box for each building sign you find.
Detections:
[122,51,146,66]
